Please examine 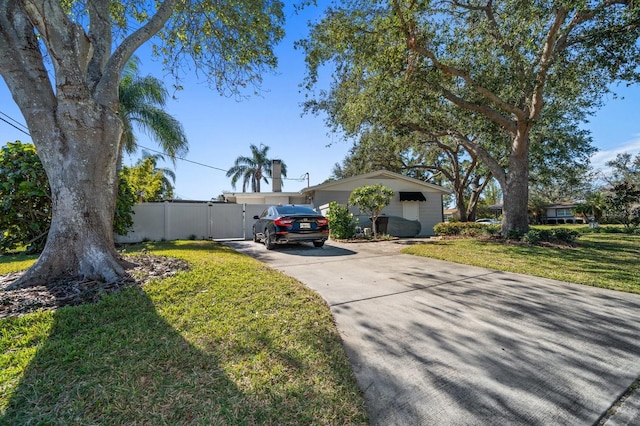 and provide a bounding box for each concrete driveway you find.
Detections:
[224,239,640,425]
